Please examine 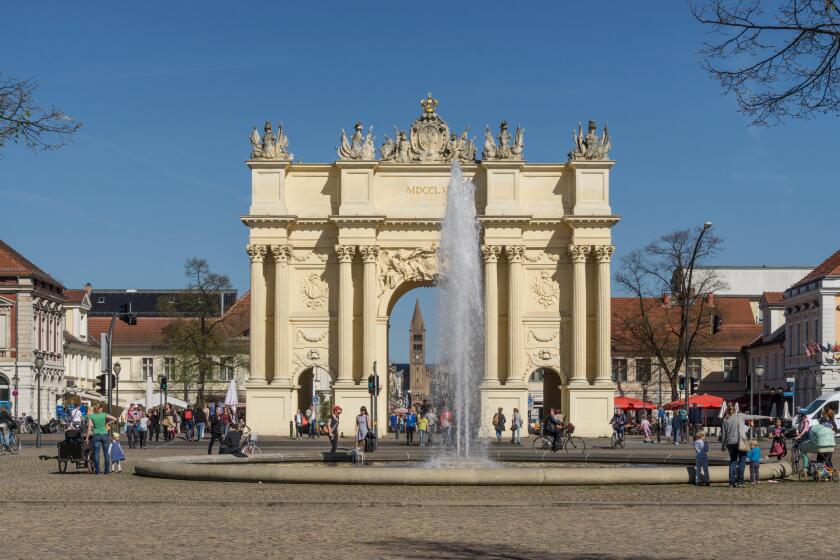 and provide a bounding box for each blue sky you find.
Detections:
[2,2,837,363]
